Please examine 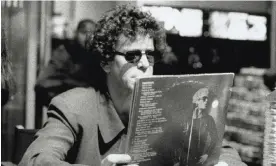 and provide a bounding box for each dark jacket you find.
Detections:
[180,115,219,166]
